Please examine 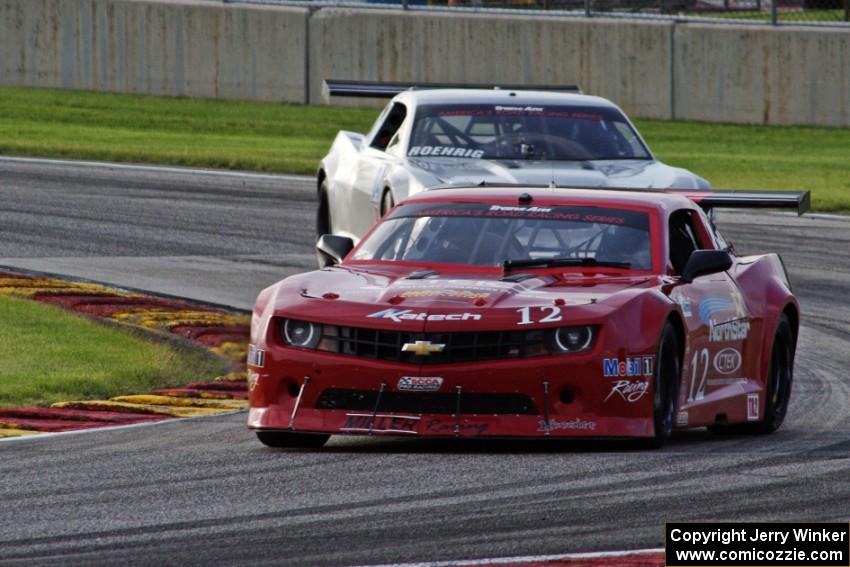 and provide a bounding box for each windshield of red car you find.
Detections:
[407,104,651,161]
[351,202,653,269]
